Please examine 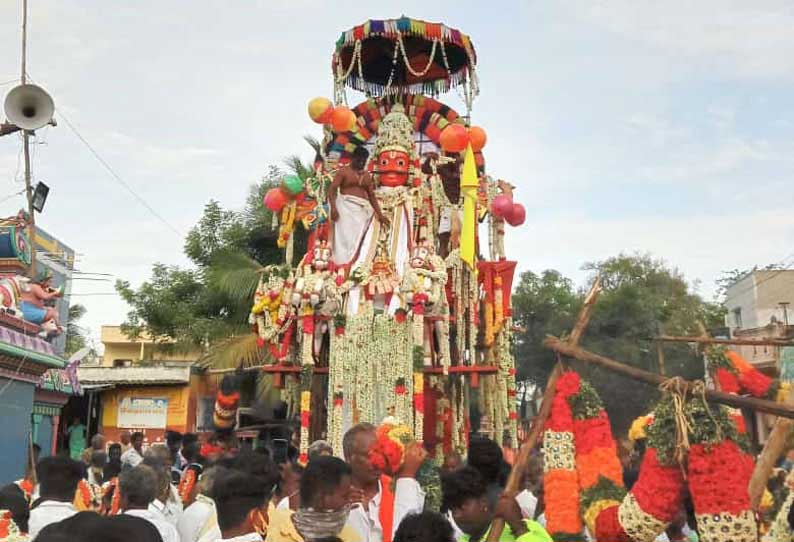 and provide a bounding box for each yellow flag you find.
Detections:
[460,143,478,269]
